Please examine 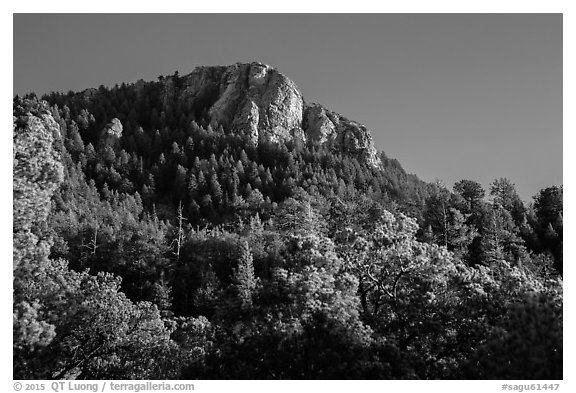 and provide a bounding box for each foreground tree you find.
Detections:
[336,207,562,378]
[13,101,184,379]
[13,100,64,363]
